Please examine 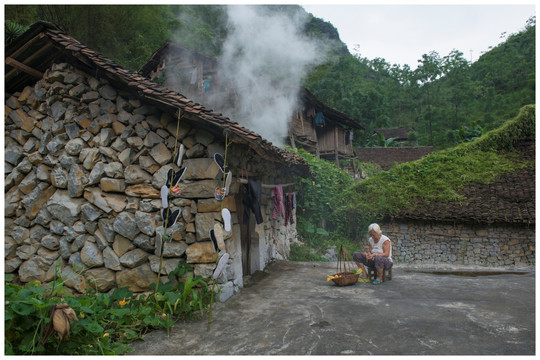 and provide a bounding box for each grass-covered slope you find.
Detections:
[337,104,535,238]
